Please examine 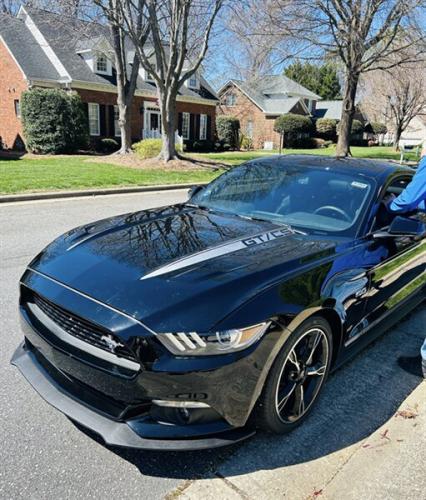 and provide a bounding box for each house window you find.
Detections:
[189,75,198,88]
[199,114,207,140]
[14,100,21,118]
[225,93,236,106]
[96,55,108,74]
[88,103,100,136]
[114,106,120,137]
[246,120,253,139]
[182,112,190,140]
